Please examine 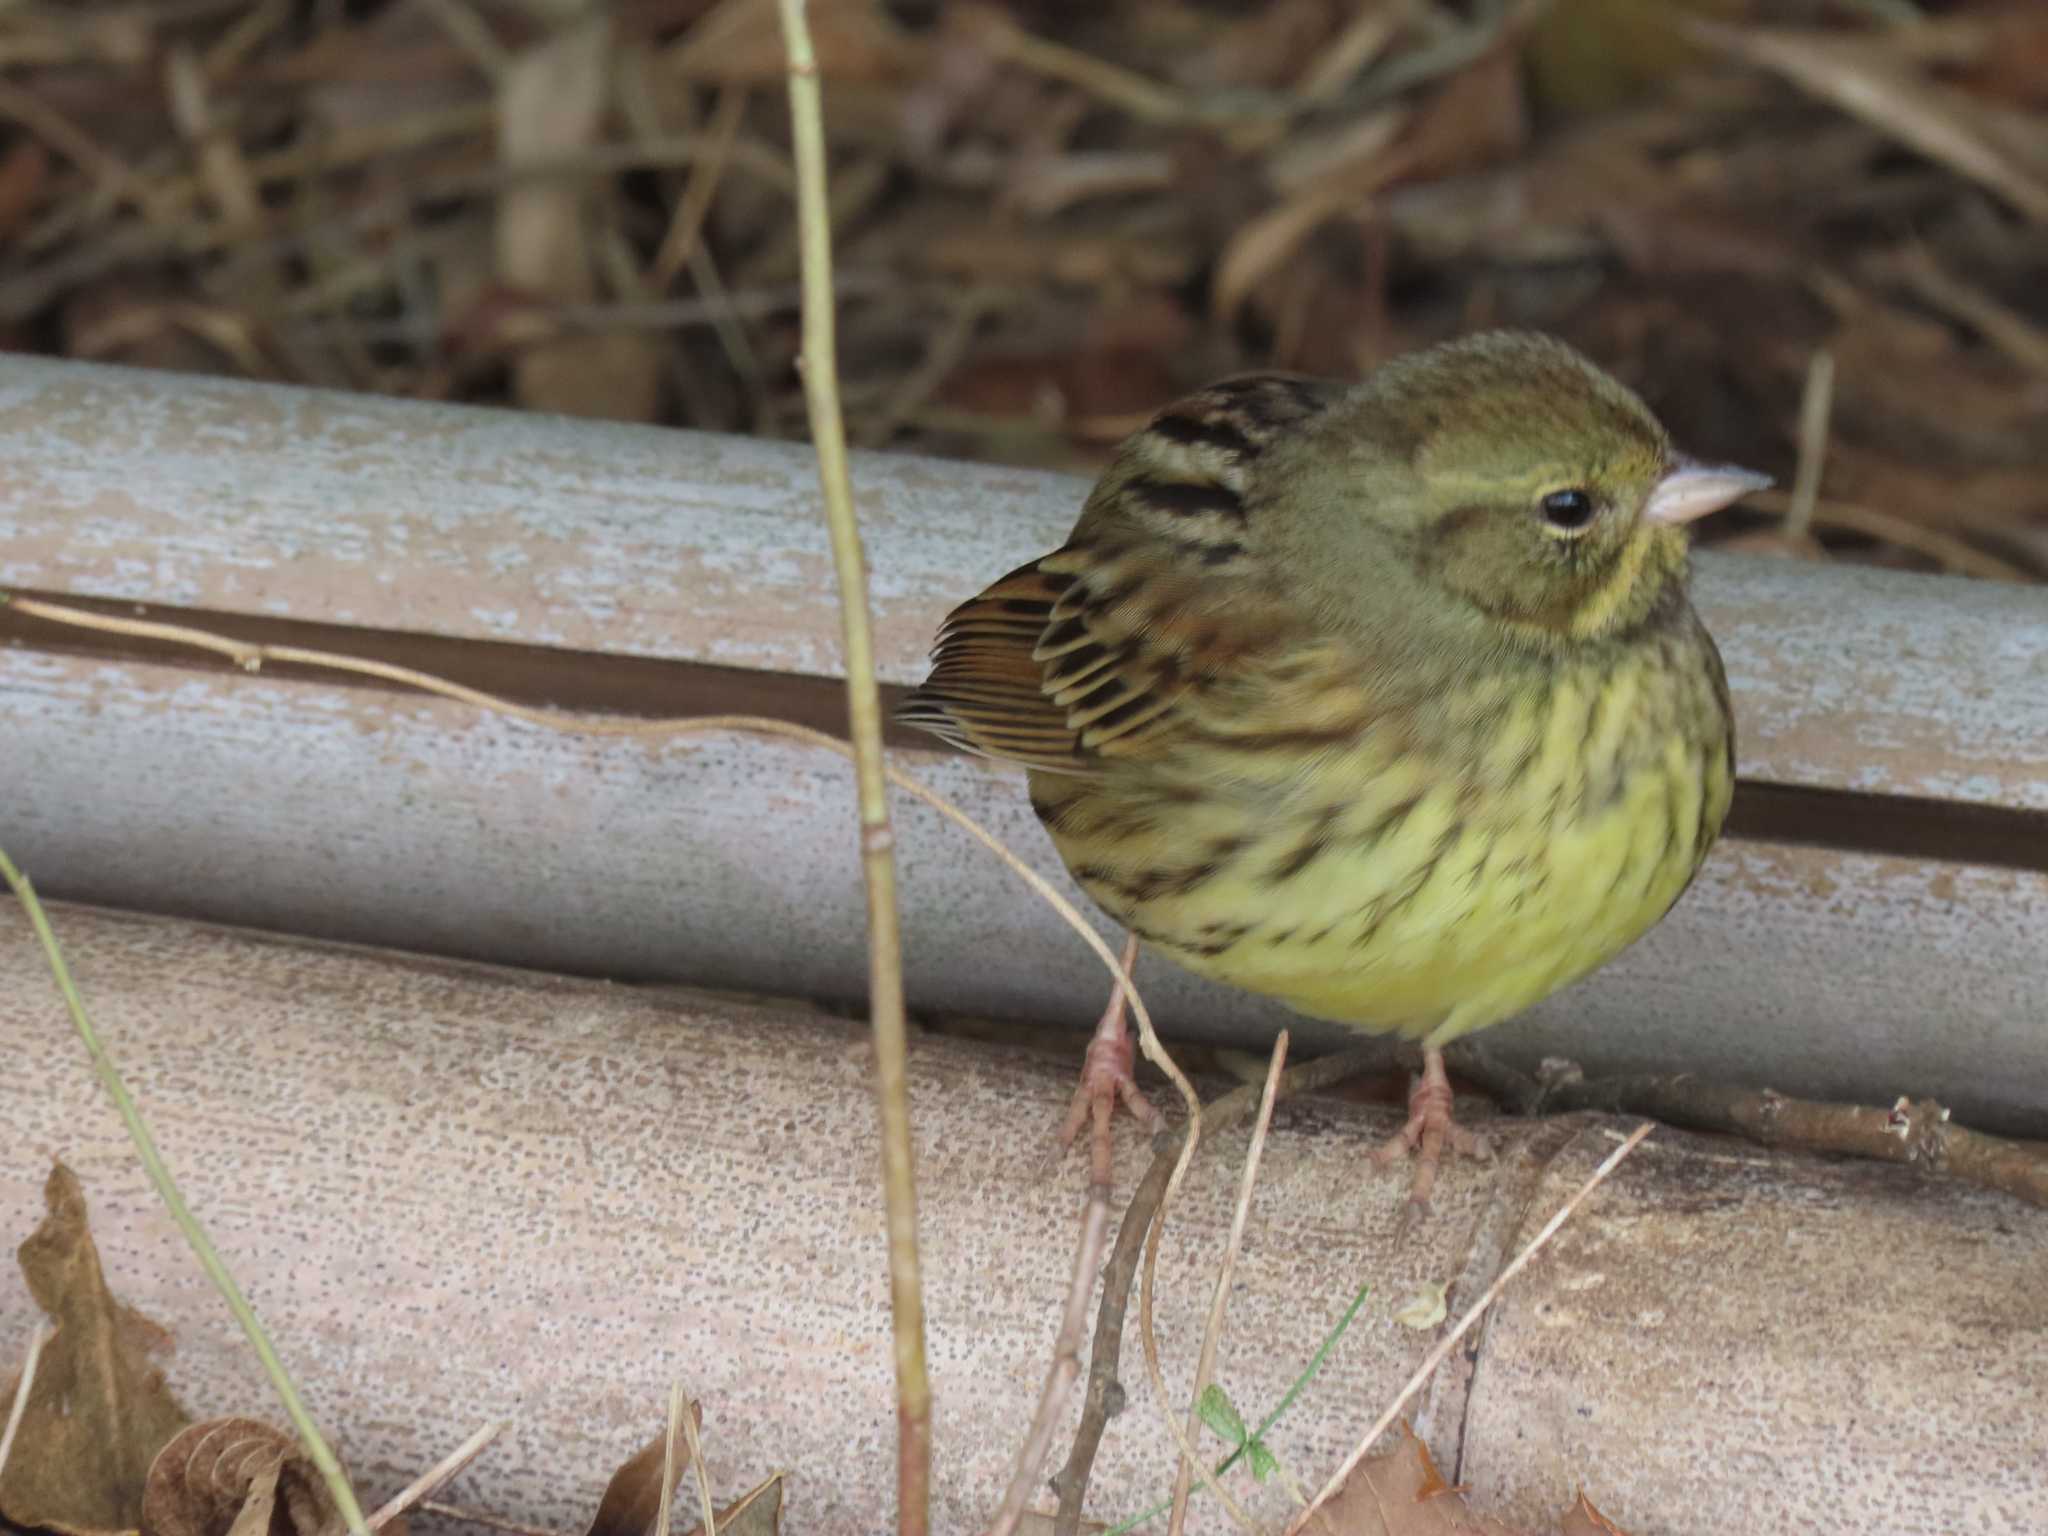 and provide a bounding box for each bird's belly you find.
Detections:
[1042,662,1731,1044]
